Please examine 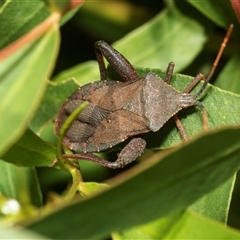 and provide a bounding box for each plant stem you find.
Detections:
[56,101,89,199]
